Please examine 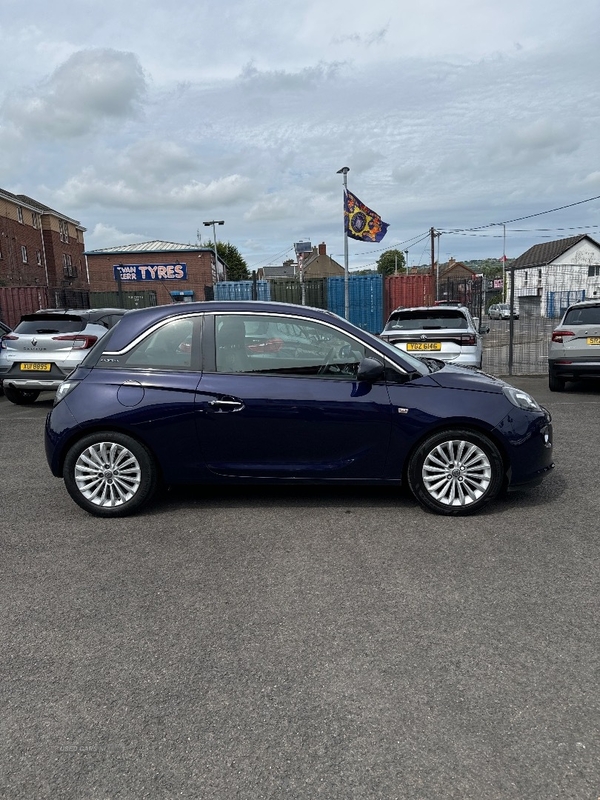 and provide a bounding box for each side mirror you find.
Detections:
[357,357,385,382]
